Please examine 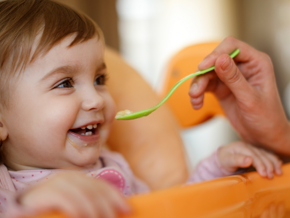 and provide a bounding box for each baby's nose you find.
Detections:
[81,88,105,111]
